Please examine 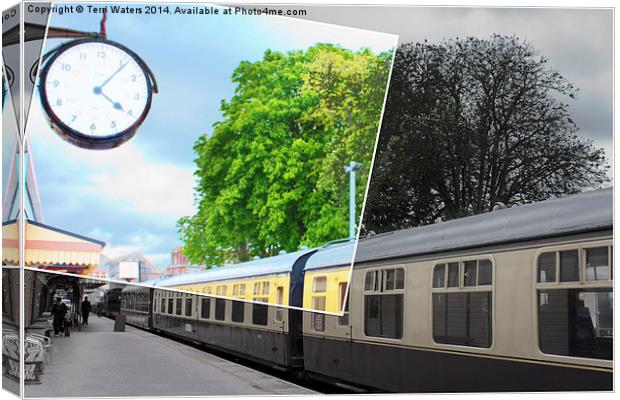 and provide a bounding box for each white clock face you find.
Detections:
[43,41,150,138]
